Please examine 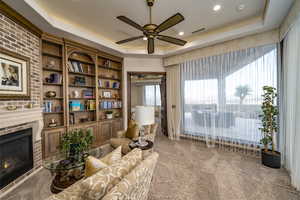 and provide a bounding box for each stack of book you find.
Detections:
[83,90,94,98]
[100,101,122,109]
[69,101,82,111]
[87,100,96,111]
[68,61,84,73]
[43,101,53,112]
